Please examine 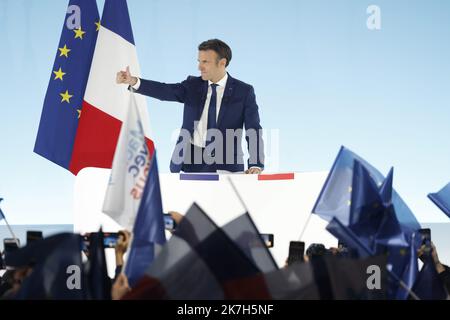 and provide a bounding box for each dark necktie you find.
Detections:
[206,83,218,148]
[207,83,218,131]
